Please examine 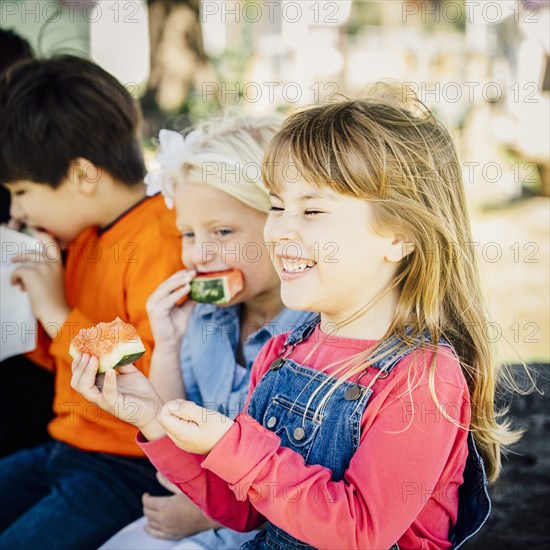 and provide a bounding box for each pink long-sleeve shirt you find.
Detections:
[138,326,471,549]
